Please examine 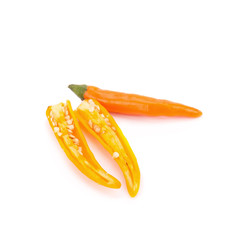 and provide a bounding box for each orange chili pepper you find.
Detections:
[69,84,202,117]
[46,100,121,189]
[74,99,140,197]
